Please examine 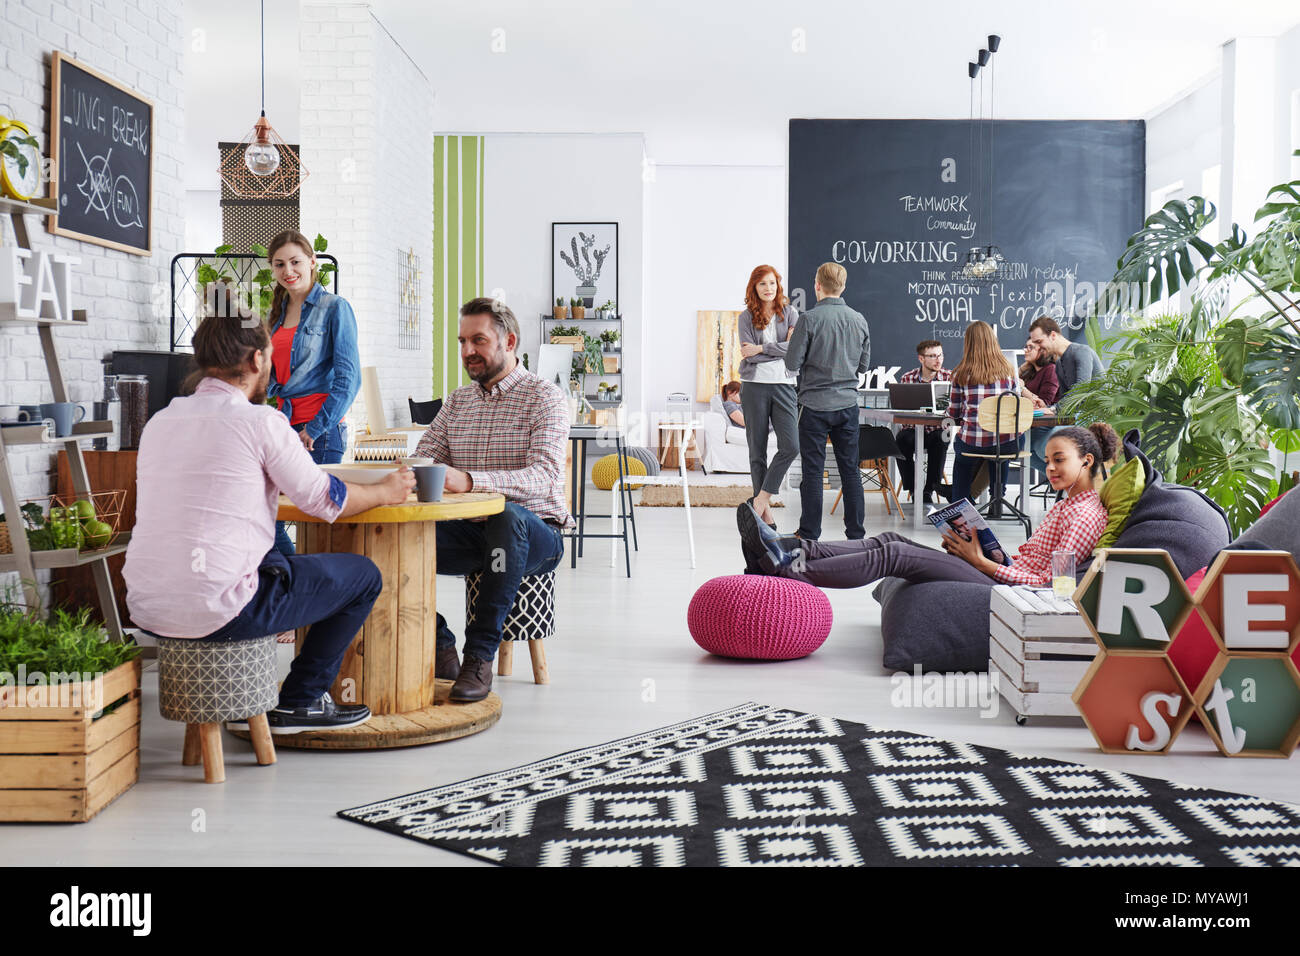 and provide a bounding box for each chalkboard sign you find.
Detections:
[788,120,1144,372]
[49,52,153,255]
